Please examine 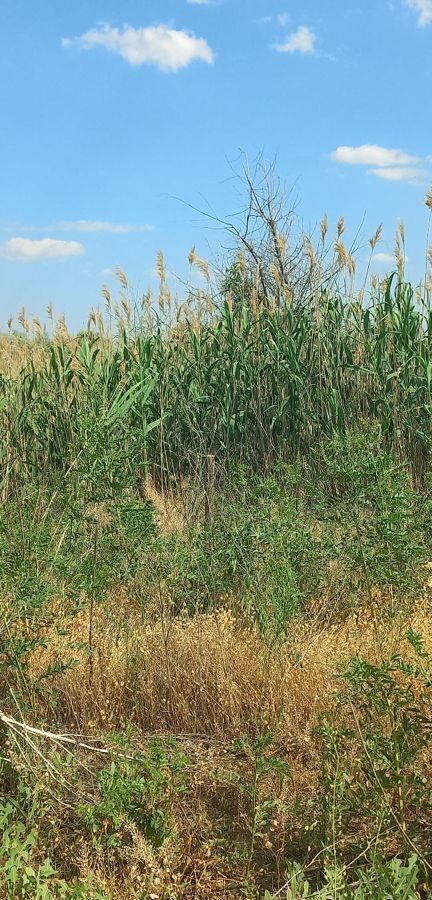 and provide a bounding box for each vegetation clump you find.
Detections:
[2,172,432,897]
